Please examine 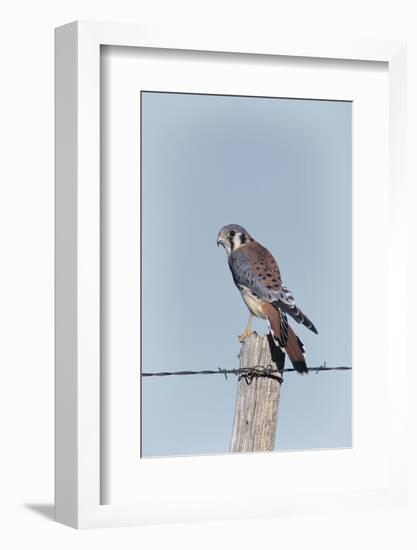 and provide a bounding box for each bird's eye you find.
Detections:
[228,230,235,237]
